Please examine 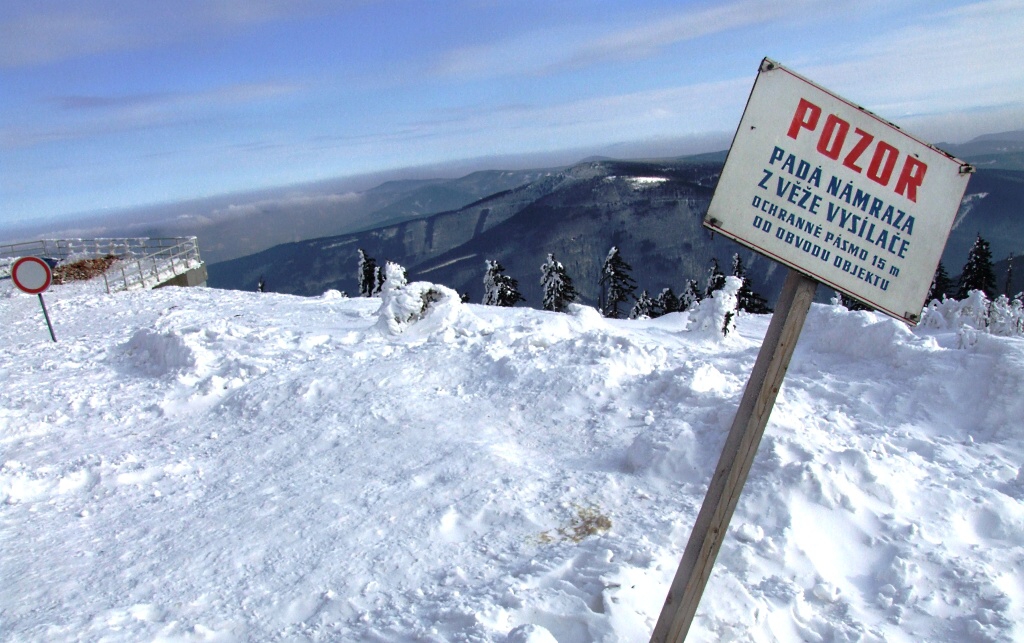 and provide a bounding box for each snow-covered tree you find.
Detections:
[357,249,378,297]
[540,253,578,312]
[483,260,524,307]
[687,276,741,337]
[680,279,702,311]
[957,235,997,299]
[927,262,954,303]
[256,275,266,293]
[653,287,679,317]
[372,265,385,296]
[600,246,636,318]
[704,258,726,299]
[375,261,460,335]
[731,253,771,314]
[629,290,655,319]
